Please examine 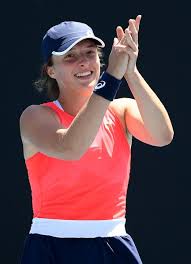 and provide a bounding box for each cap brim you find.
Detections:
[52,36,105,56]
